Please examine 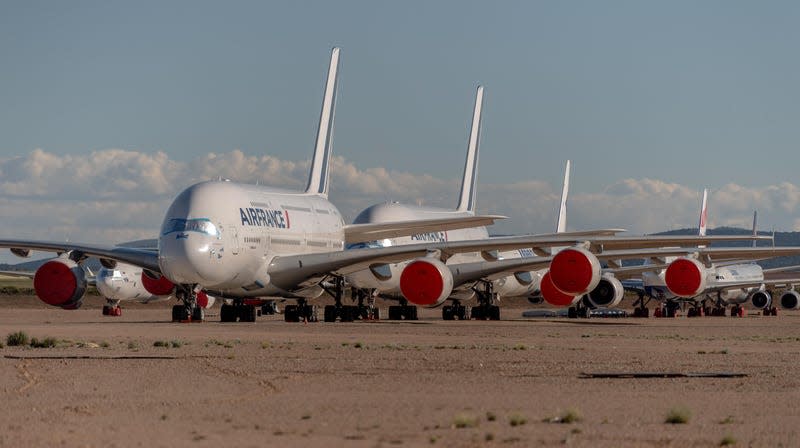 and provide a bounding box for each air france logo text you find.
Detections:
[239,208,289,228]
